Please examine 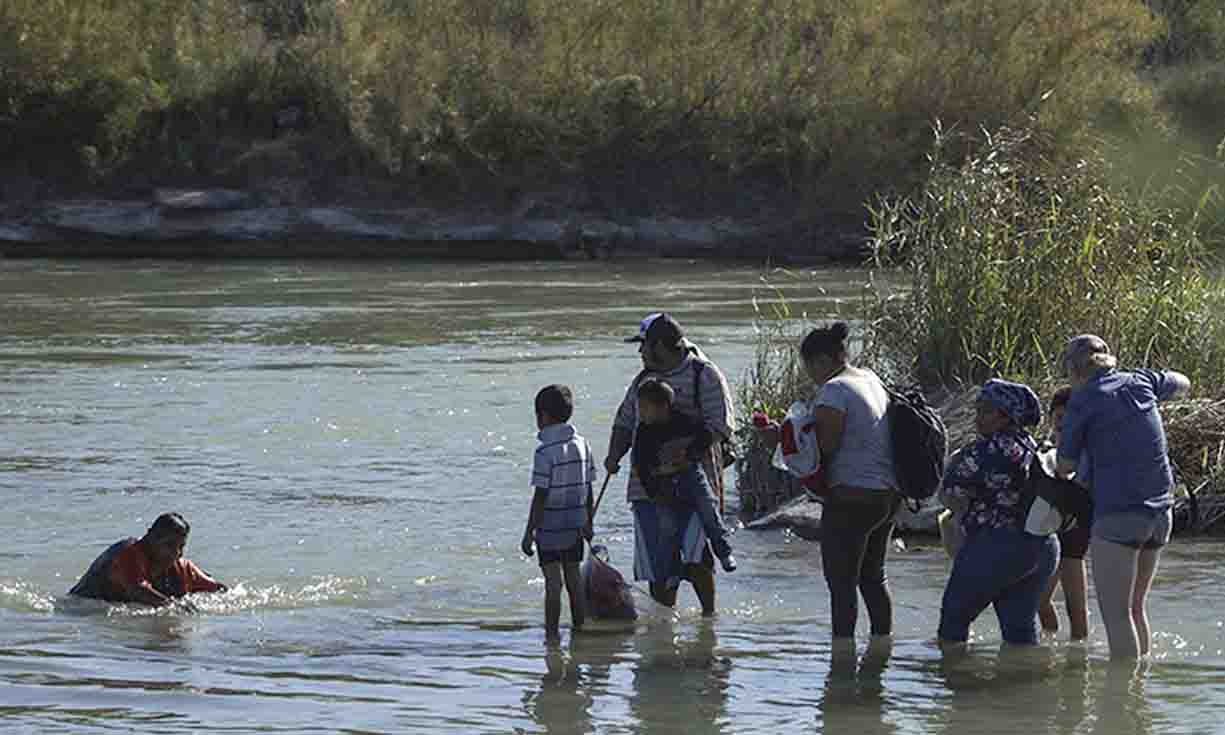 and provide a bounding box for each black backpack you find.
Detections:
[886,387,948,506]
[1022,446,1093,535]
